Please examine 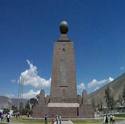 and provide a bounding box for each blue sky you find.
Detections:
[0,0,125,98]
